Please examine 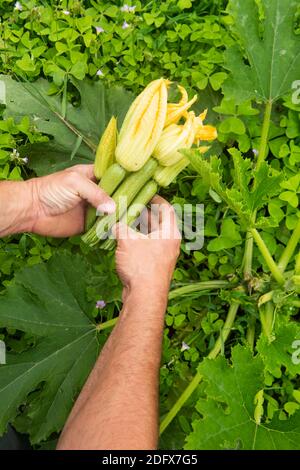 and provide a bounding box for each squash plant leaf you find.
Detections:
[224,0,300,103]
[230,148,283,212]
[185,150,251,226]
[186,149,282,228]
[0,75,134,175]
[257,322,300,379]
[0,252,100,444]
[185,346,300,450]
